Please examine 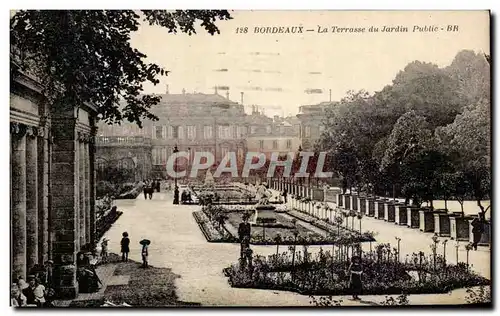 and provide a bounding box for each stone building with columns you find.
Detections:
[10,59,97,298]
